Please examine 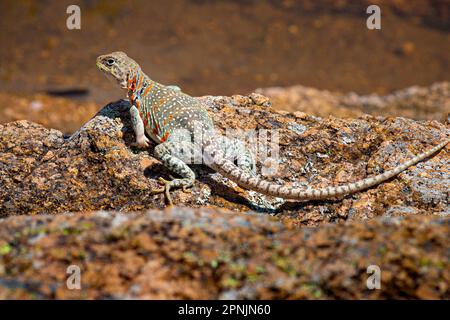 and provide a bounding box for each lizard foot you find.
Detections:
[131,135,151,149]
[151,177,193,206]
[167,175,192,193]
